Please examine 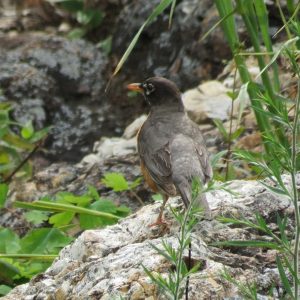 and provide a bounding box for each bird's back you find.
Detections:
[138,110,212,206]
